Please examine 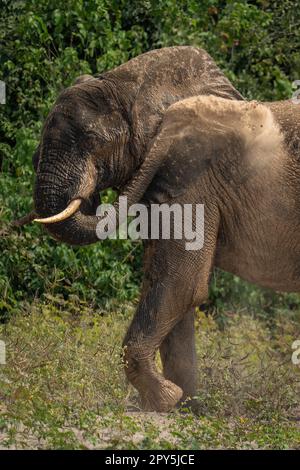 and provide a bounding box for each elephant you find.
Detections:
[15,46,300,412]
